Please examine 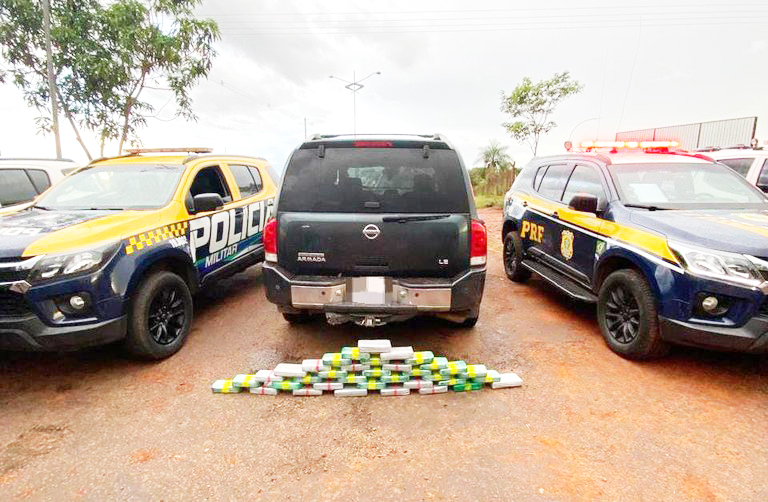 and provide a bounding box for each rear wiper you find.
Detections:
[382,214,451,223]
[623,204,670,211]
